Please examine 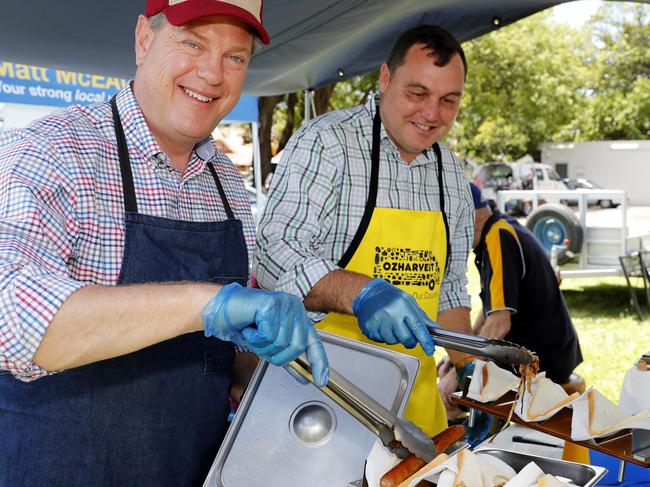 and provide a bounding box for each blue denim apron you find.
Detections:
[0,97,248,486]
